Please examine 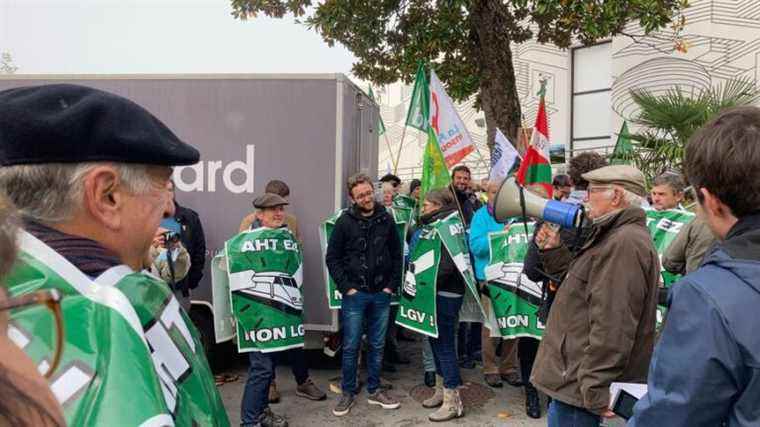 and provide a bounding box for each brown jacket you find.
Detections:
[662,216,715,275]
[531,207,660,414]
